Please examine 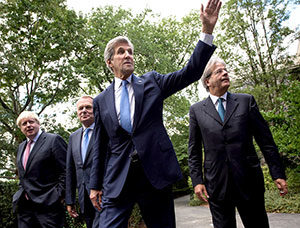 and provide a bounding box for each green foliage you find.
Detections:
[265,188,300,213]
[264,166,300,213]
[0,181,18,228]
[128,204,145,228]
[215,0,298,111]
[262,80,300,167]
[0,0,87,178]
